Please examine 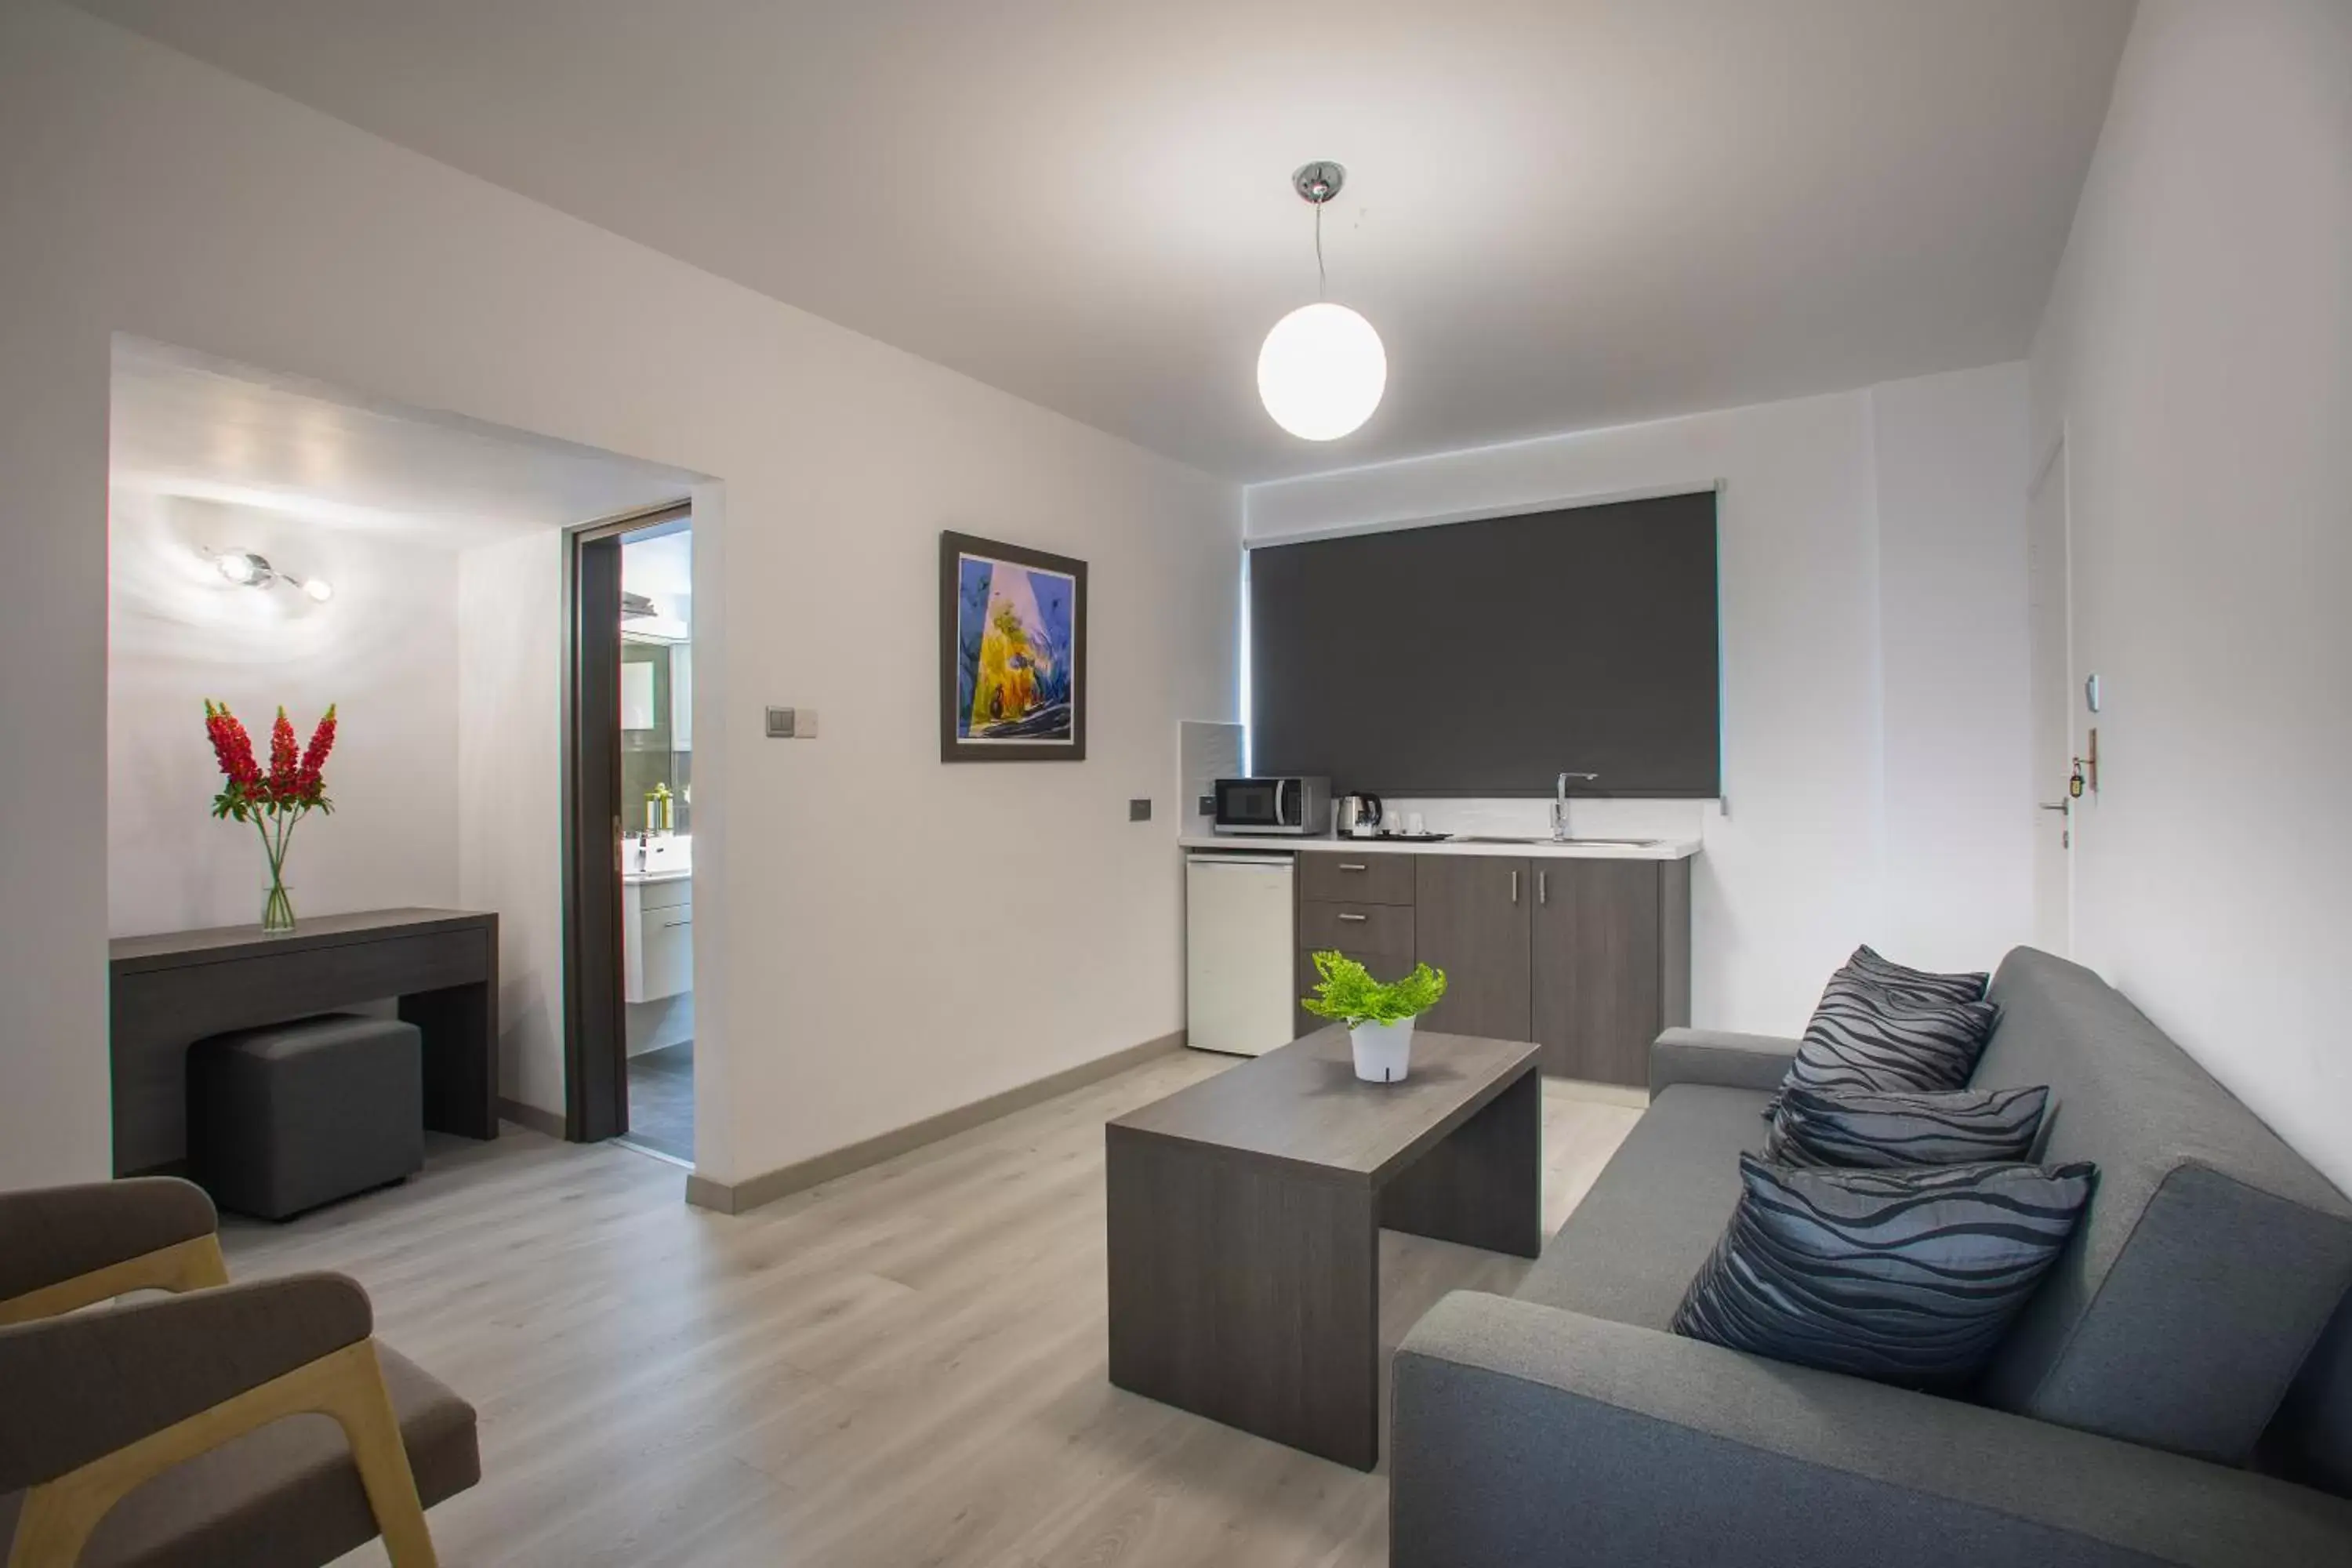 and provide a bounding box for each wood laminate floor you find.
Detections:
[217,1050,1643,1567]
